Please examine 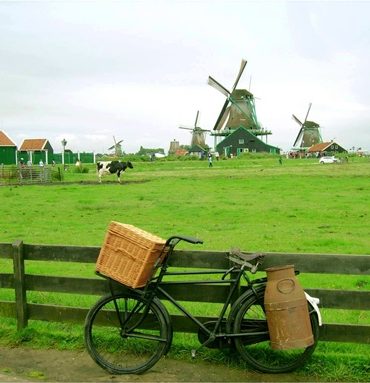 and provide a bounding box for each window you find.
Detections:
[238,139,245,144]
